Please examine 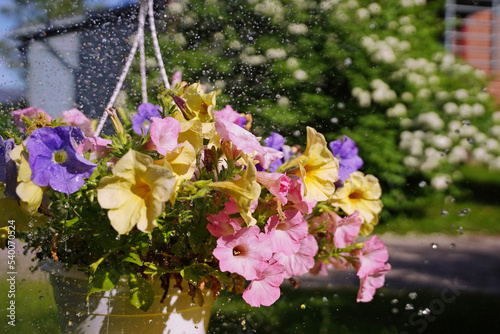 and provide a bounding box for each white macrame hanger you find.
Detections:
[94,0,170,137]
